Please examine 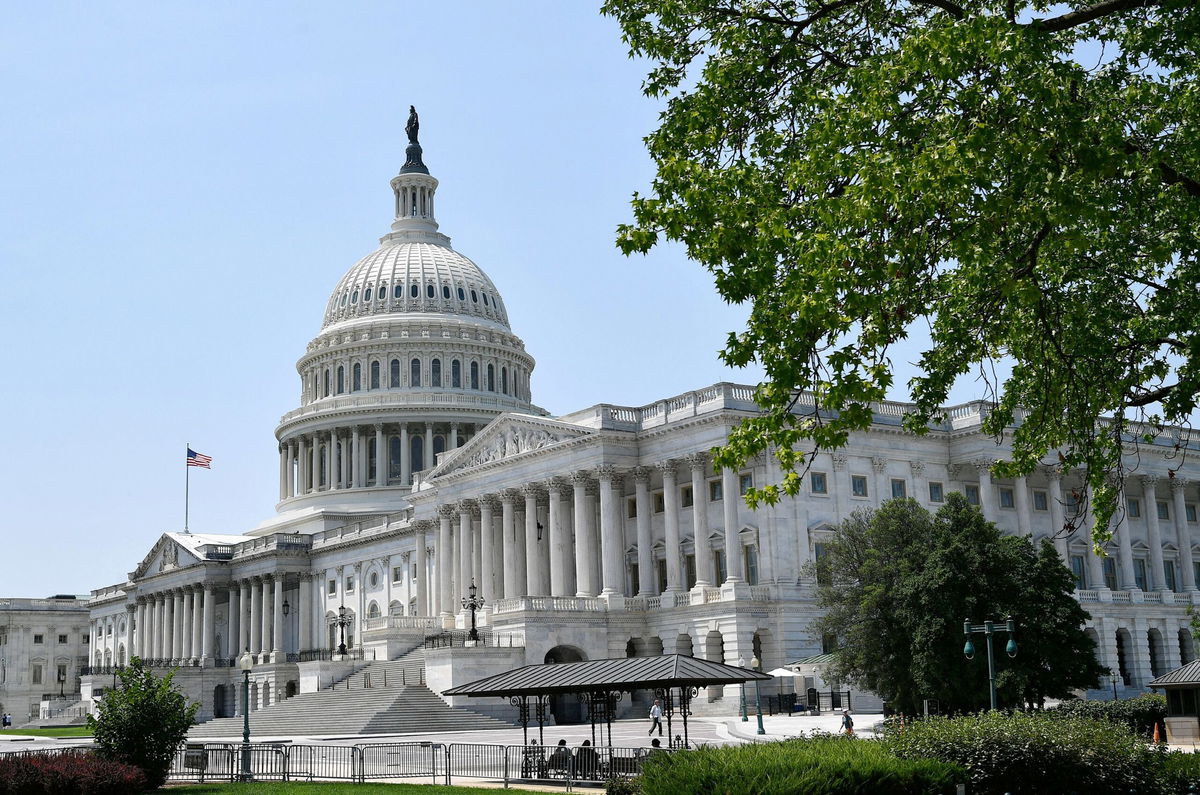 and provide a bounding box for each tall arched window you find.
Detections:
[451,360,461,388]
[370,360,380,390]
[410,358,422,387]
[502,367,508,395]
[410,435,424,476]
[336,365,345,394]
[389,436,402,480]
[433,435,445,456]
[368,438,377,485]
[319,445,327,487]
[470,361,480,390]
[323,369,330,397]
[390,359,401,388]
[352,362,362,392]
[487,363,495,392]
[431,358,442,387]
